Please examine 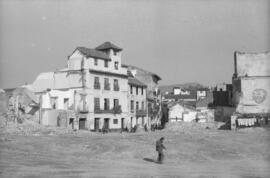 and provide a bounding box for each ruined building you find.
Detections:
[231,50,270,128]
